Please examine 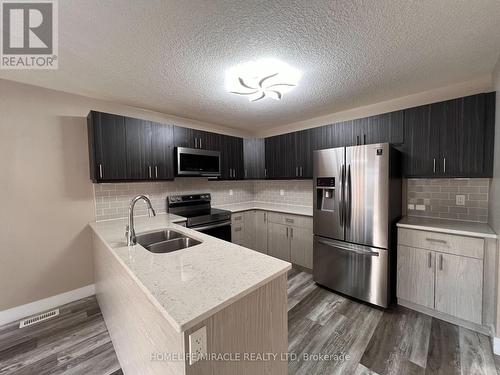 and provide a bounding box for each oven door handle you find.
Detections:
[191,220,231,231]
